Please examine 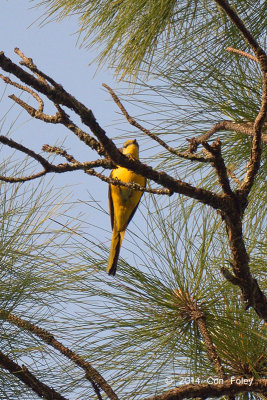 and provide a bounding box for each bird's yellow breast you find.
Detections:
[110,166,146,232]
